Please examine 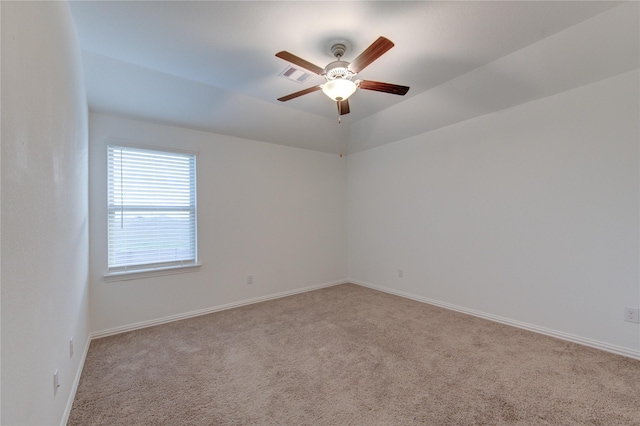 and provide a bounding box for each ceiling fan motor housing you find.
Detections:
[324,43,354,82]
[324,61,354,81]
